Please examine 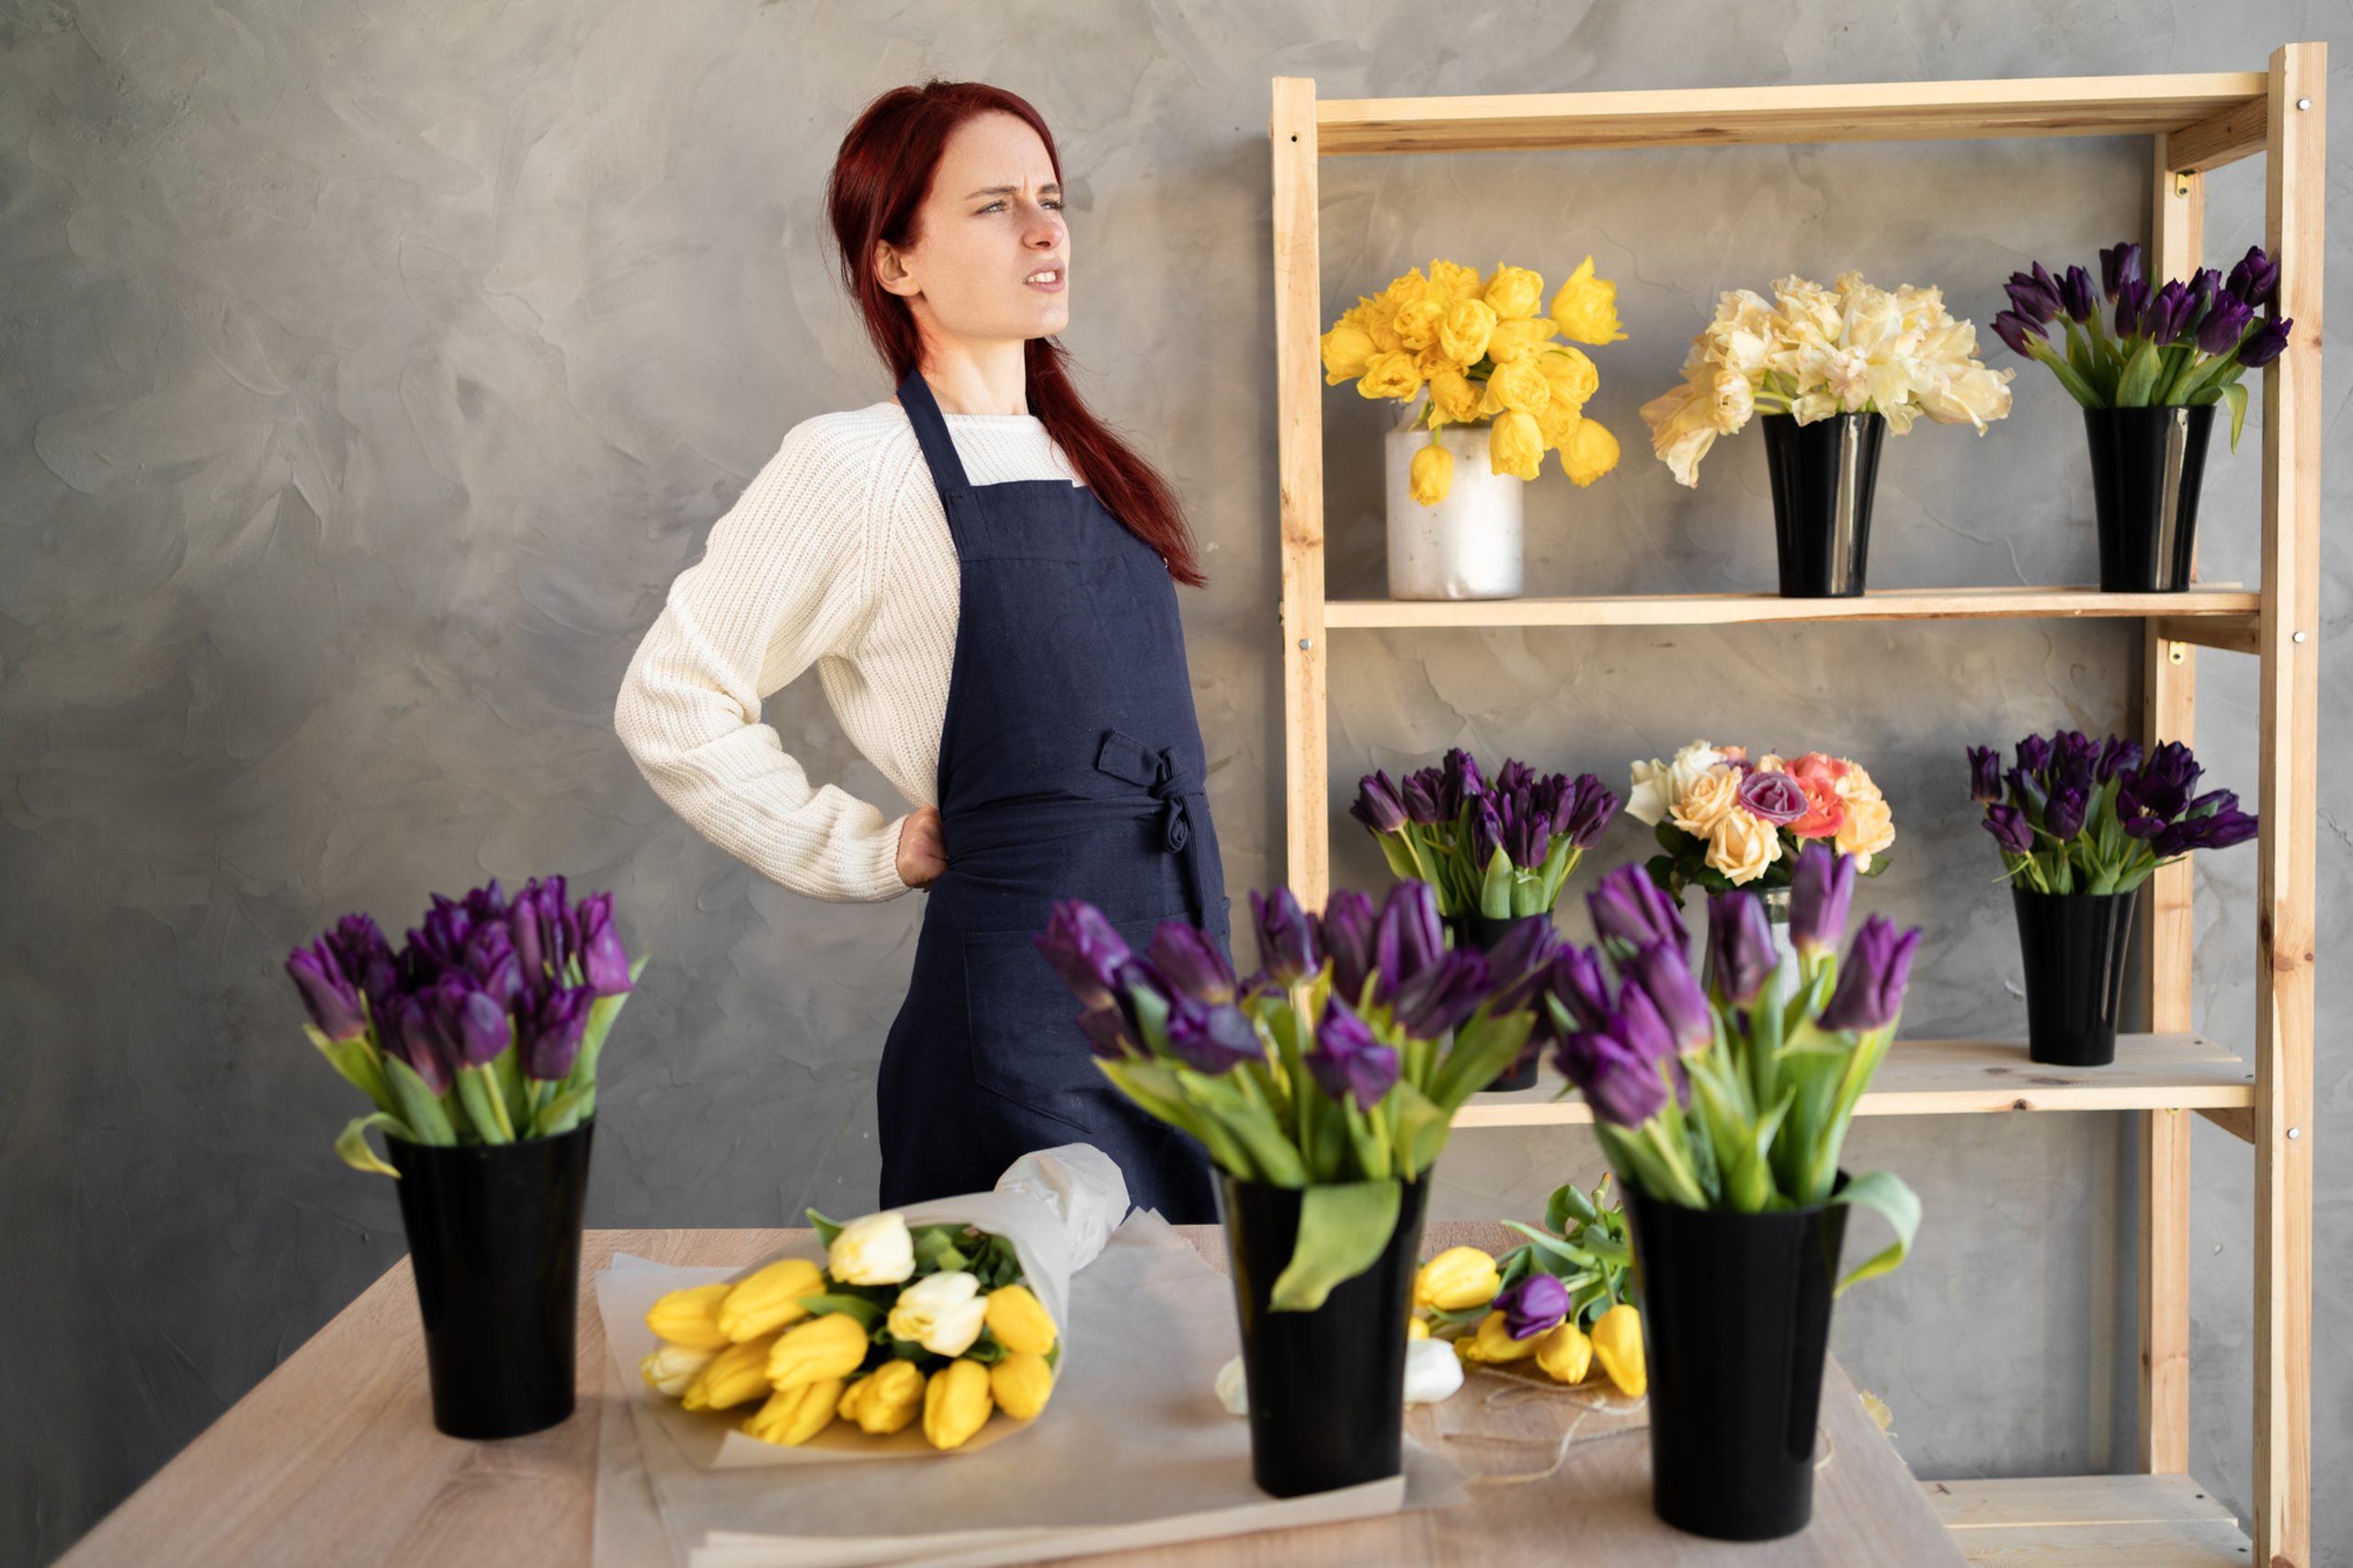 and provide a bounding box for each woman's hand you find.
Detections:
[896,806,948,889]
